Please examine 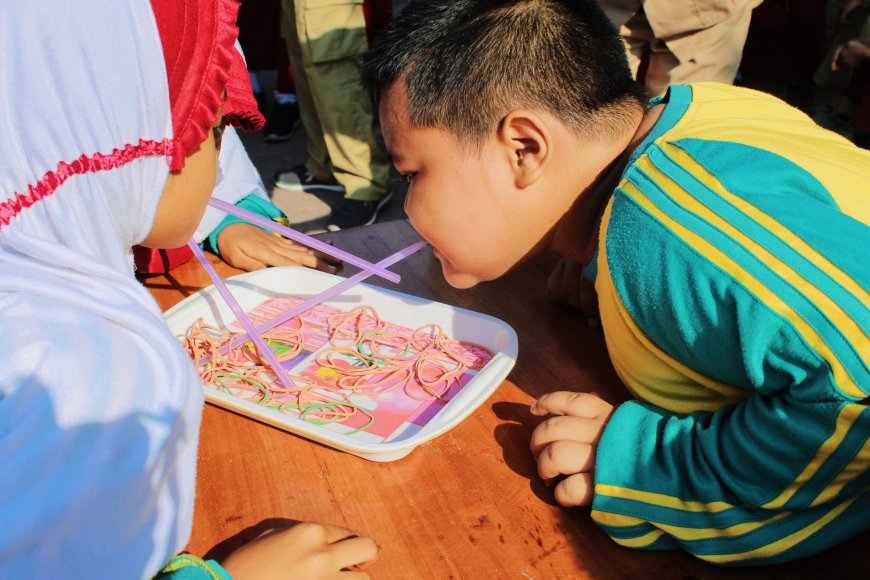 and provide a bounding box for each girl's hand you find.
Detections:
[529,391,614,507]
[221,522,378,579]
[217,223,342,273]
